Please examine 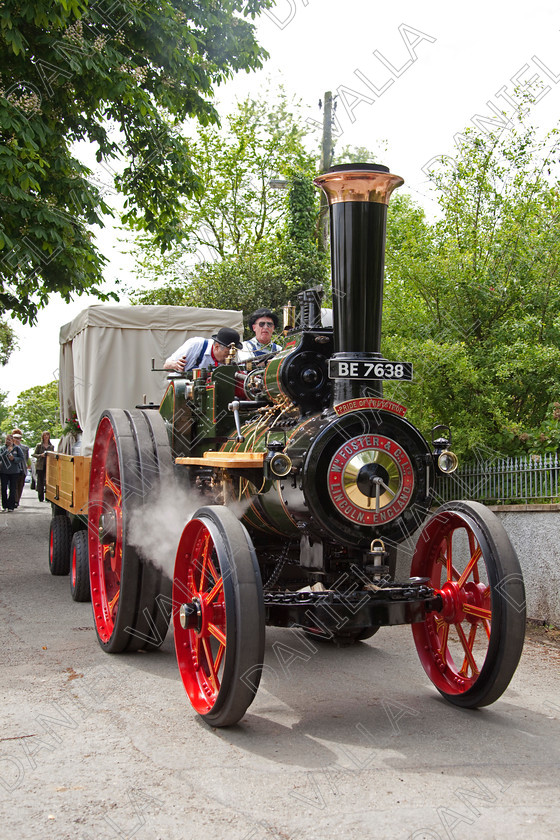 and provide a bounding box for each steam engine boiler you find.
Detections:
[87,164,526,727]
